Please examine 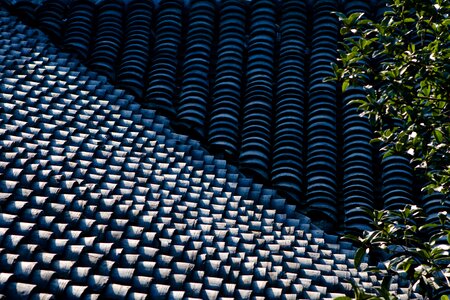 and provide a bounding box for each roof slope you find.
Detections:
[0,9,420,300]
[2,0,421,232]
